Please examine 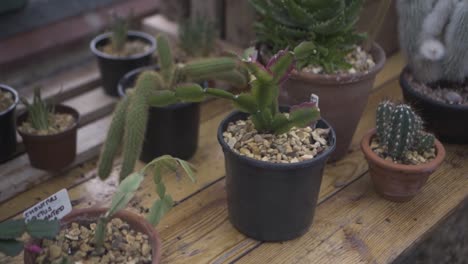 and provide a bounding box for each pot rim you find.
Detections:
[217,110,337,170]
[117,64,204,110]
[17,104,80,138]
[24,208,162,264]
[290,42,386,84]
[360,128,446,173]
[0,84,19,115]
[400,67,468,110]
[90,30,157,61]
